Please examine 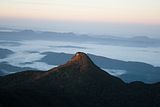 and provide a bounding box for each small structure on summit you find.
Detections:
[76,53,80,56]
